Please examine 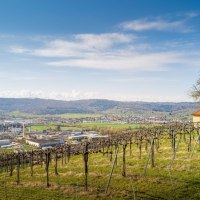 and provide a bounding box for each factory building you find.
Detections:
[26,138,64,147]
[0,139,11,147]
